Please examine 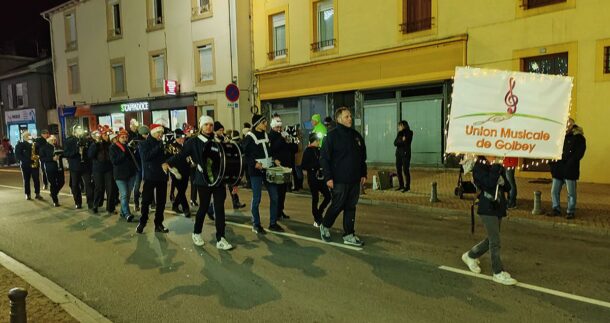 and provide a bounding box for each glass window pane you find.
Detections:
[98,115,112,128]
[319,8,333,42]
[152,110,170,128]
[69,14,76,41]
[111,113,125,132]
[198,45,213,81]
[274,25,285,51]
[364,103,397,163]
[154,54,165,88]
[113,4,121,30]
[69,64,80,92]
[113,64,124,93]
[170,109,187,130]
